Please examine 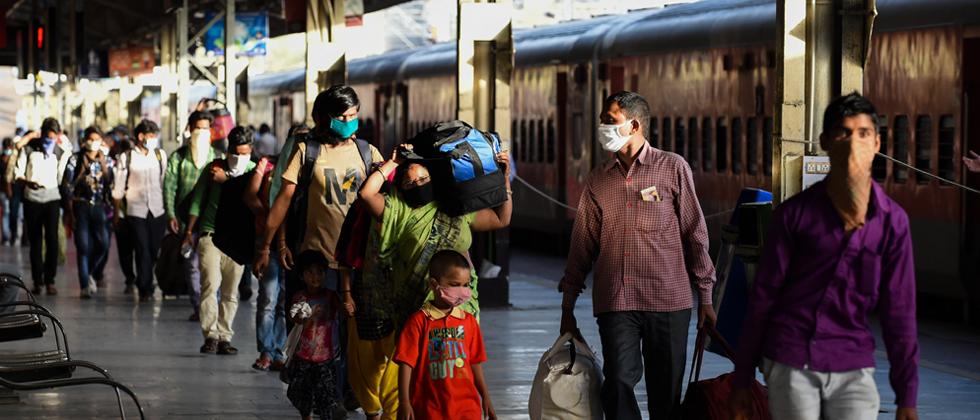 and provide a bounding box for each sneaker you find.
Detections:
[88,279,98,294]
[200,338,218,354]
[46,285,57,295]
[216,341,238,355]
[80,289,92,299]
[124,285,135,295]
[95,278,106,289]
